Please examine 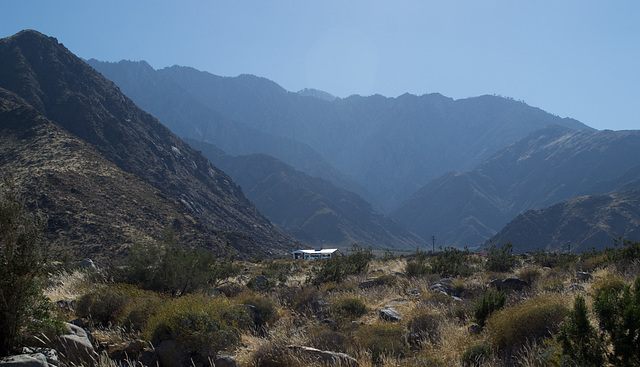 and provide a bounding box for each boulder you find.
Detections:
[429,280,462,300]
[0,353,49,367]
[55,322,97,366]
[576,272,593,282]
[238,304,264,327]
[488,278,528,292]
[154,340,184,367]
[287,346,358,367]
[213,354,238,367]
[379,308,402,322]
